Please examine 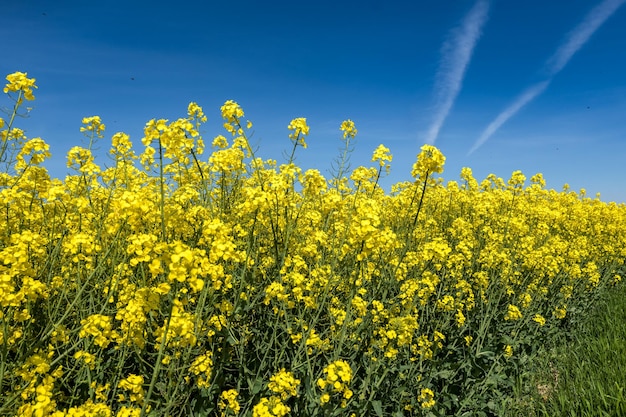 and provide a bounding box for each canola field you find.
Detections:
[1,72,625,416]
